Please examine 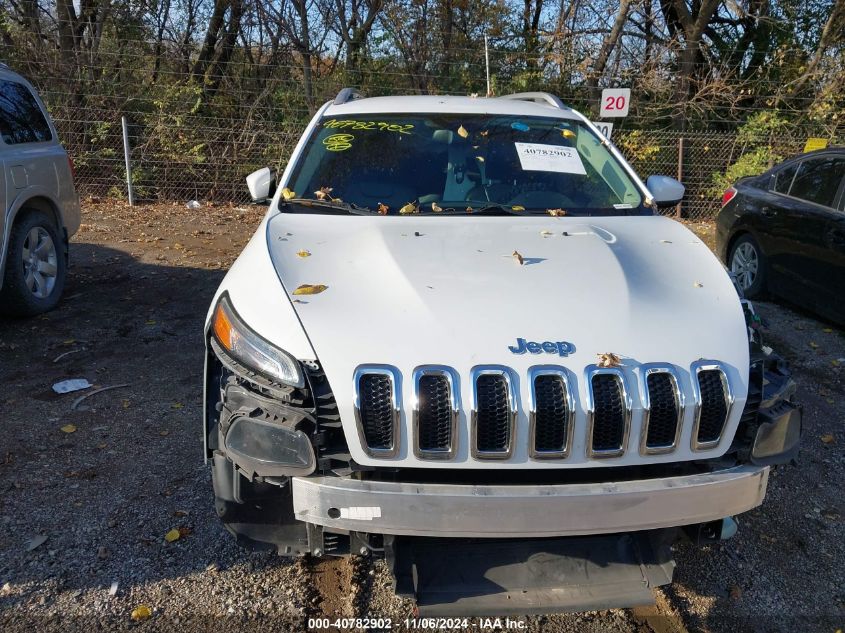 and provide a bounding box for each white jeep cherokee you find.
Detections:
[204,90,801,614]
